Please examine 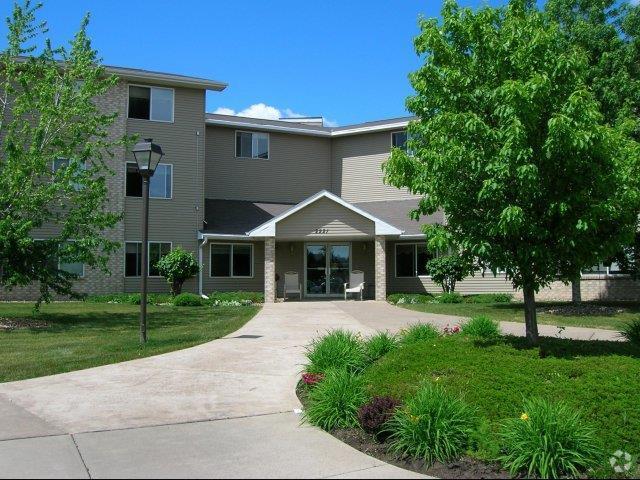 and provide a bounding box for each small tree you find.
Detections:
[426,255,474,293]
[156,247,199,296]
